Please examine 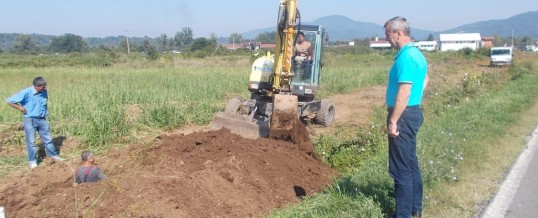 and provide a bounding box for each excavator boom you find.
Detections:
[268,0,300,139]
